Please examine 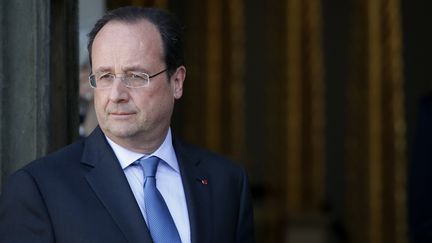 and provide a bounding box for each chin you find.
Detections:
[104,125,142,139]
